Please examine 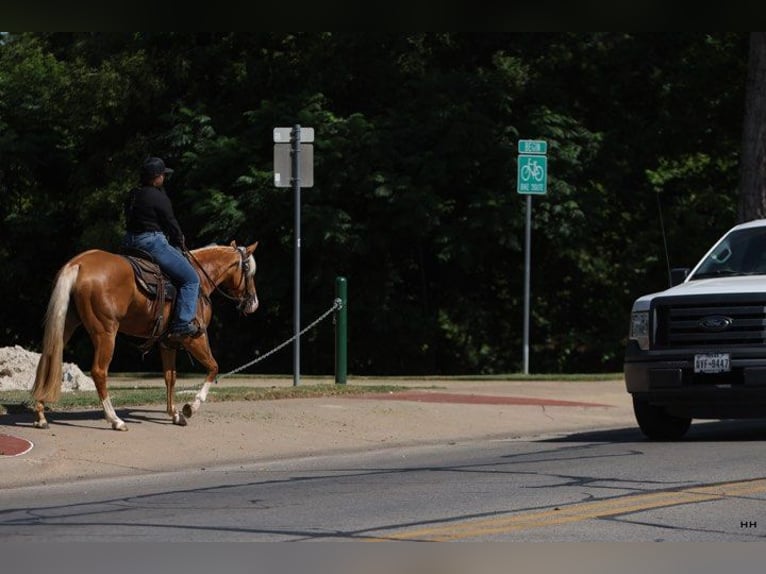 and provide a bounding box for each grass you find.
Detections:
[0,372,624,415]
[0,383,409,415]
